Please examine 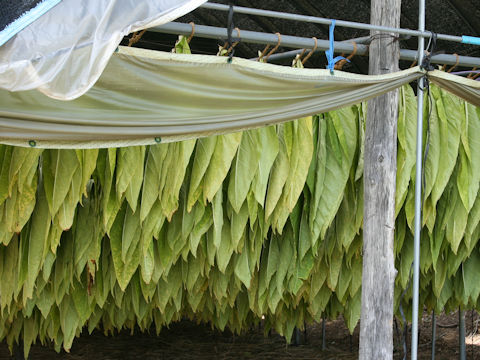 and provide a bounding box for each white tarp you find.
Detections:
[0,0,63,46]
[0,0,207,100]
